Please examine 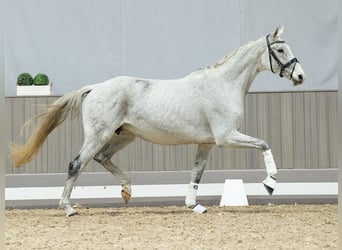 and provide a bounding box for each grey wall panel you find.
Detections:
[5,92,337,174]
[292,93,306,168]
